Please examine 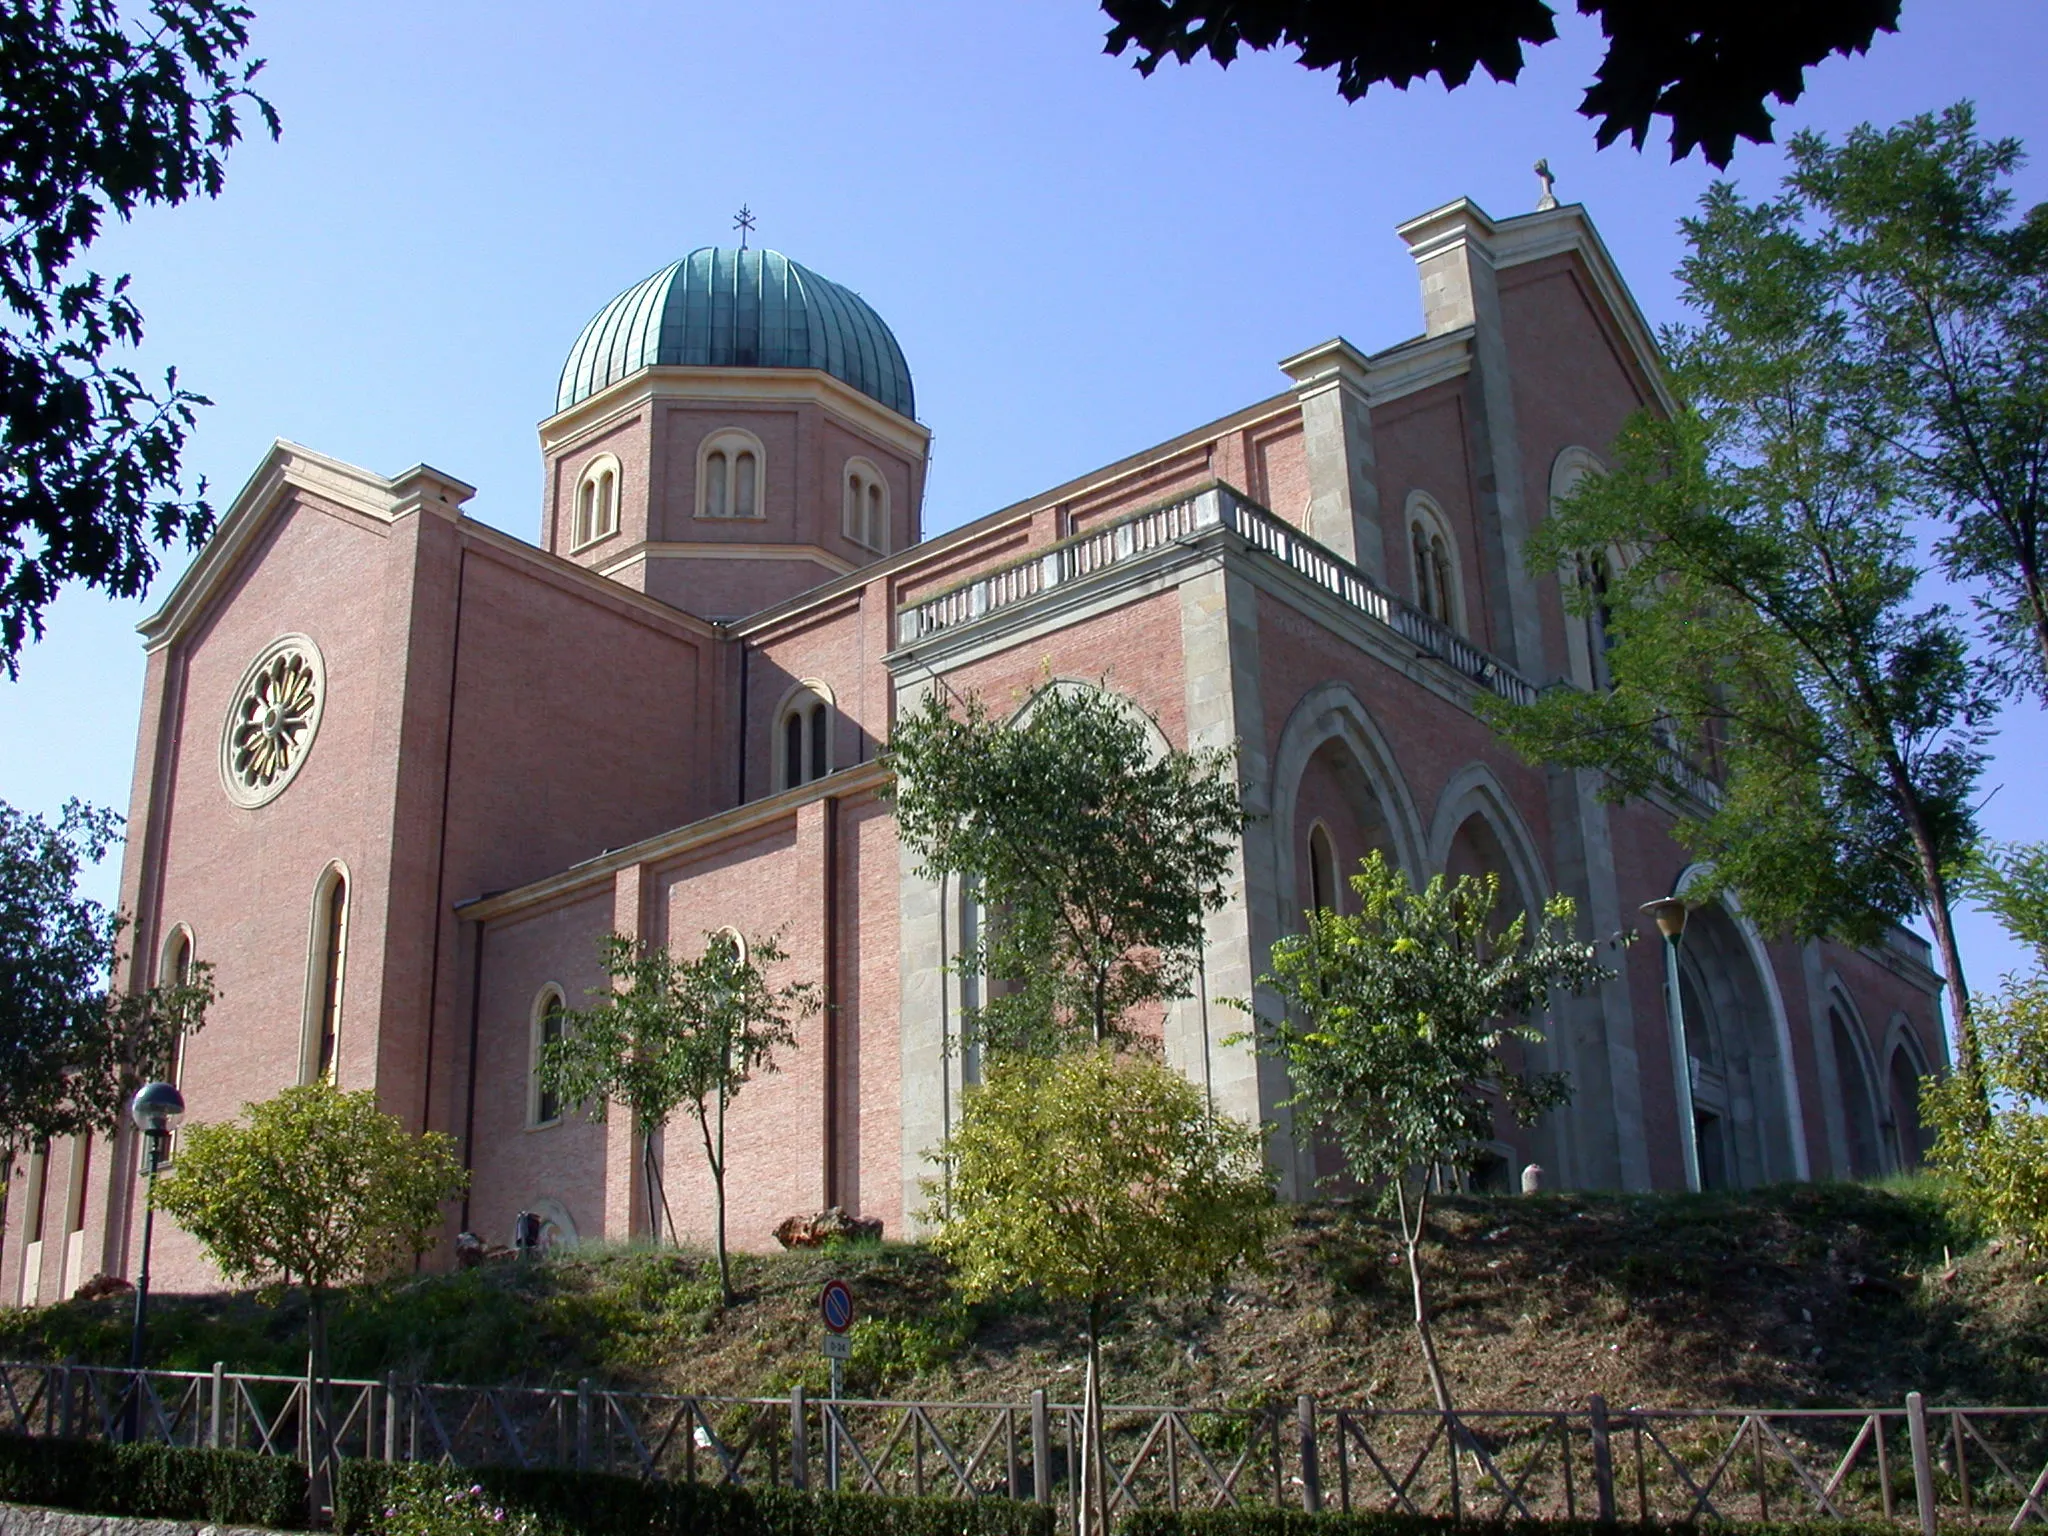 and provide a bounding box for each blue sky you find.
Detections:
[3,0,2043,1003]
